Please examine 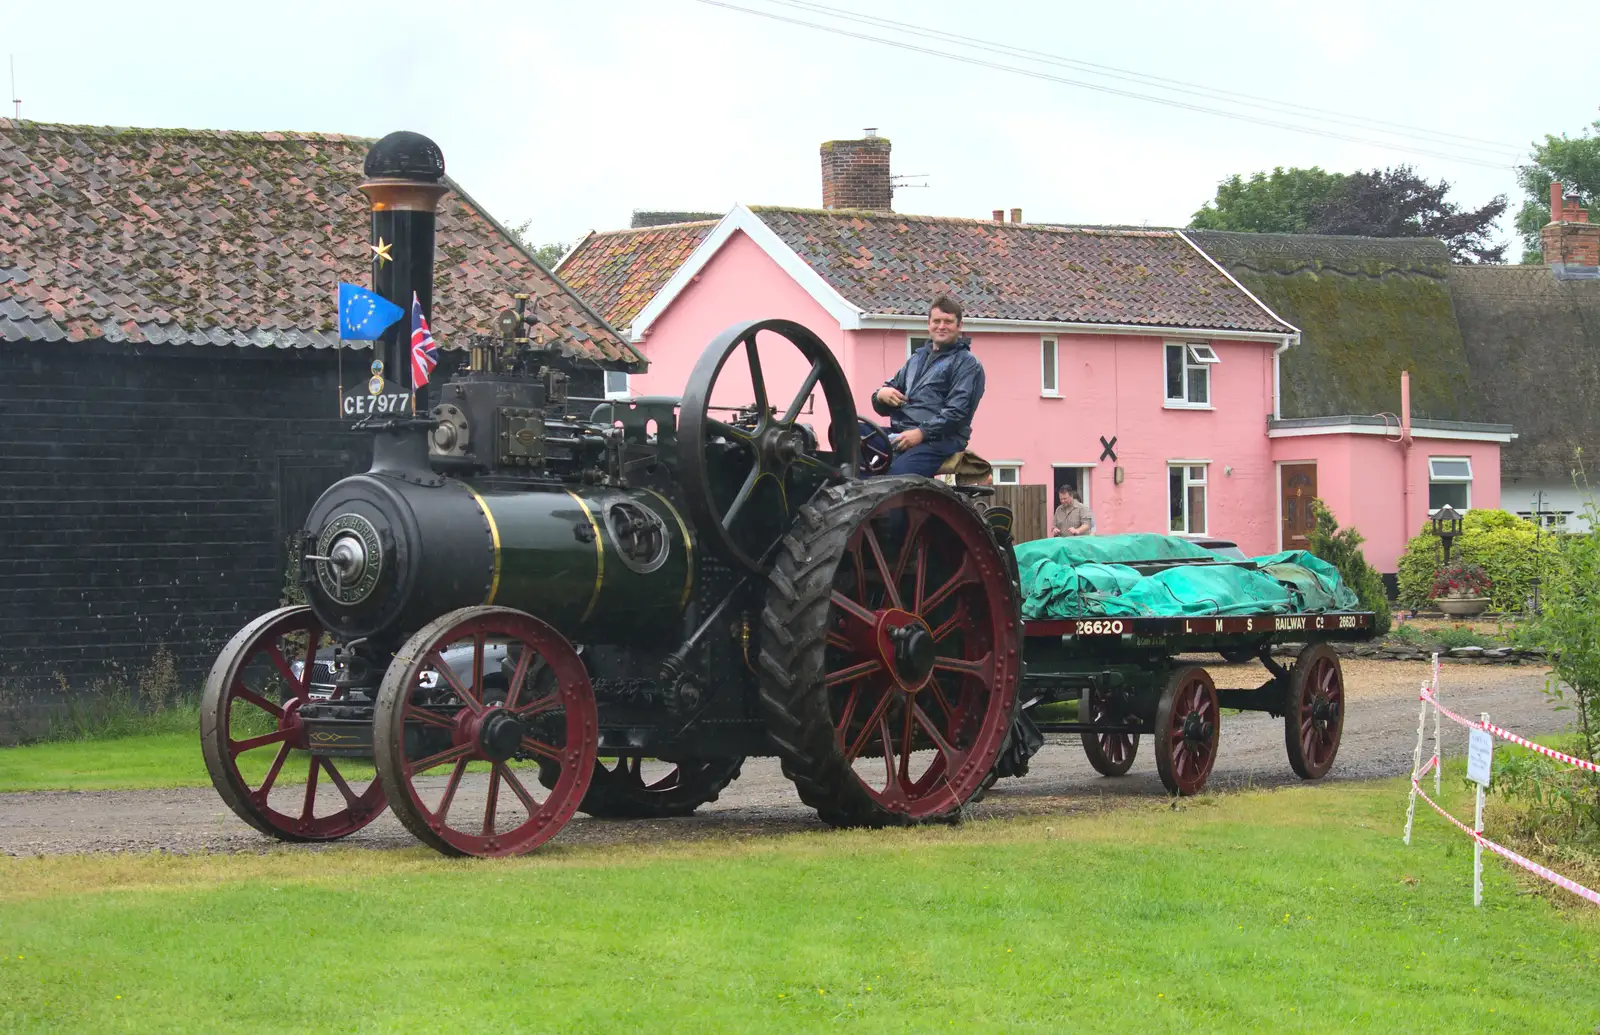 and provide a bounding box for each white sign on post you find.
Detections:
[1467,728,1494,787]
